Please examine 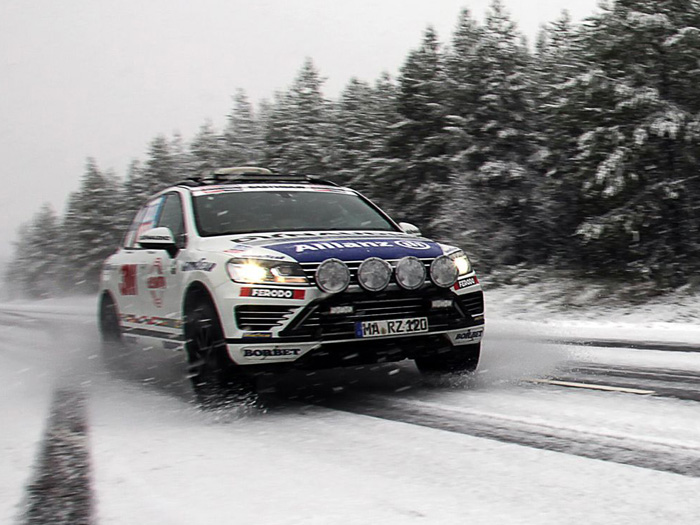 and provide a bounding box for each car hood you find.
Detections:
[198,231,452,263]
